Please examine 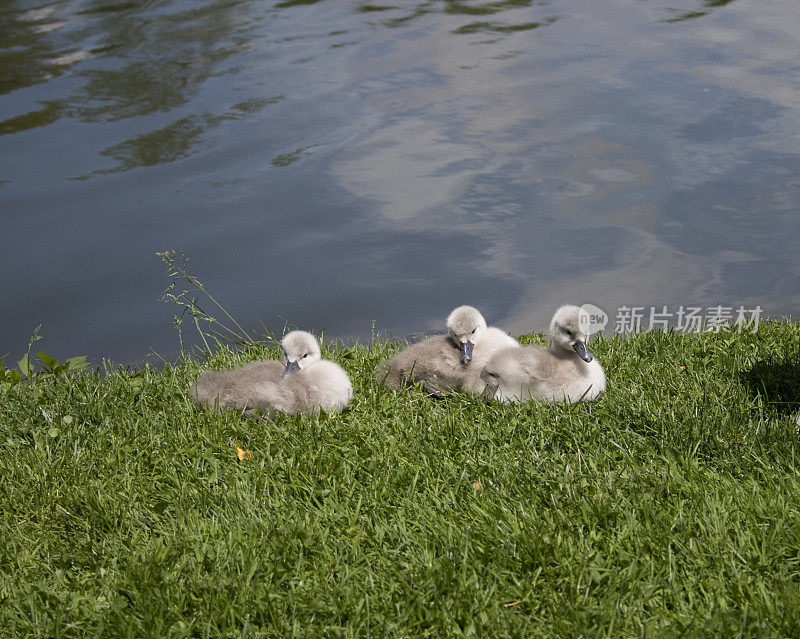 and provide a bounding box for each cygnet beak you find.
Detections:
[572,340,593,363]
[460,340,474,365]
[282,360,300,377]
